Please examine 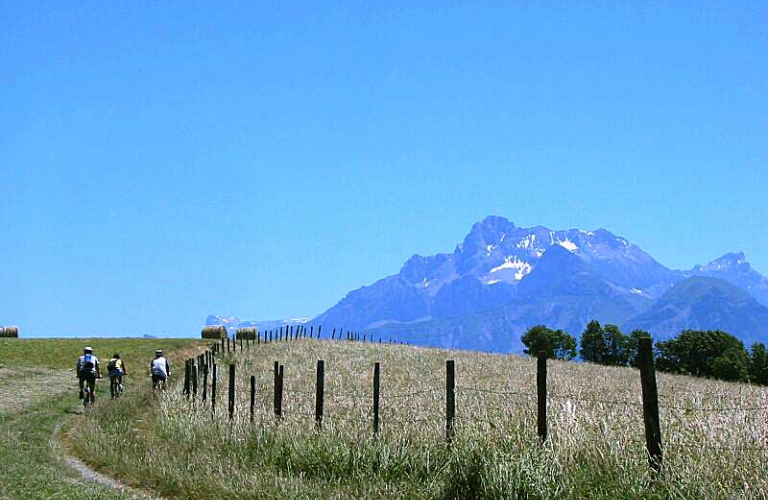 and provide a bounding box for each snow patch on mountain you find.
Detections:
[490,256,532,280]
[556,237,578,252]
[517,234,536,249]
